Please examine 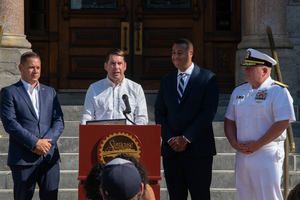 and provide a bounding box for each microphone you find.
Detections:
[122,94,136,125]
[122,94,131,114]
